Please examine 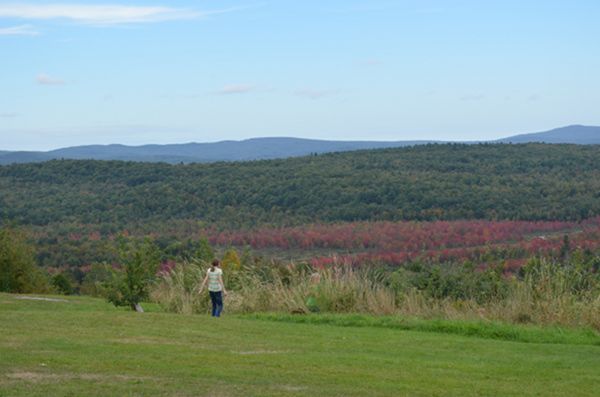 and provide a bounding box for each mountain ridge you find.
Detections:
[1,125,598,165]
[496,125,600,144]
